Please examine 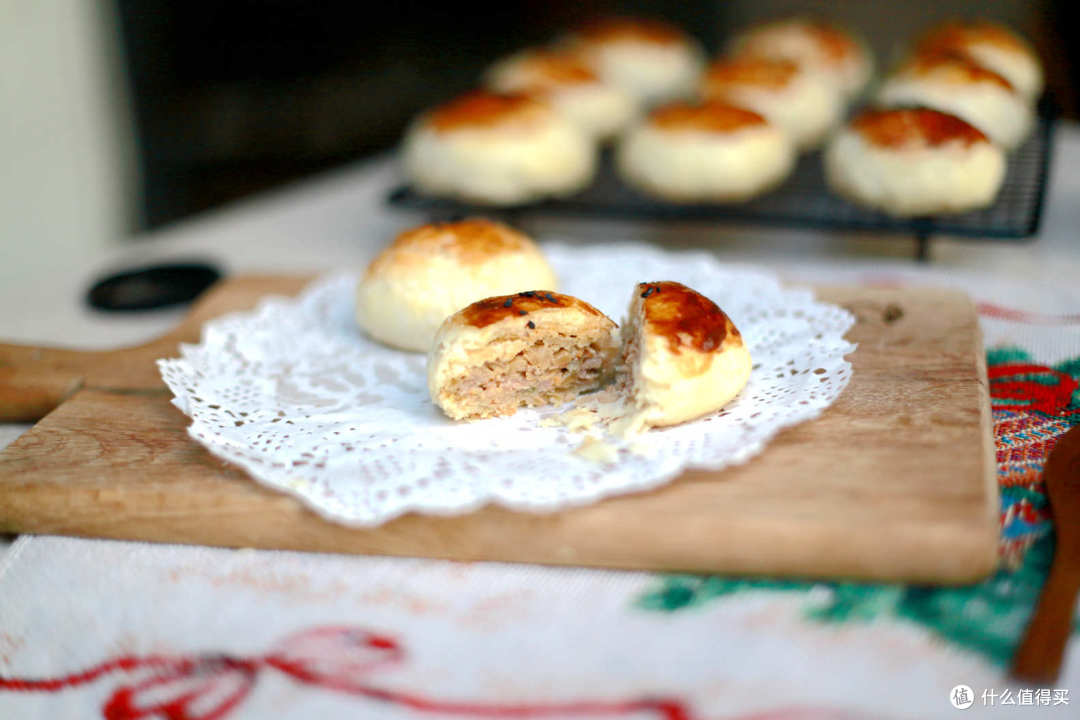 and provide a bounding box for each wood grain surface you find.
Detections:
[0,277,998,583]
